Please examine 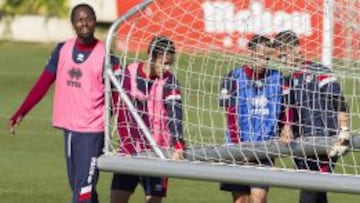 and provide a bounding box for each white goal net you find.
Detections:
[99,0,360,193]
